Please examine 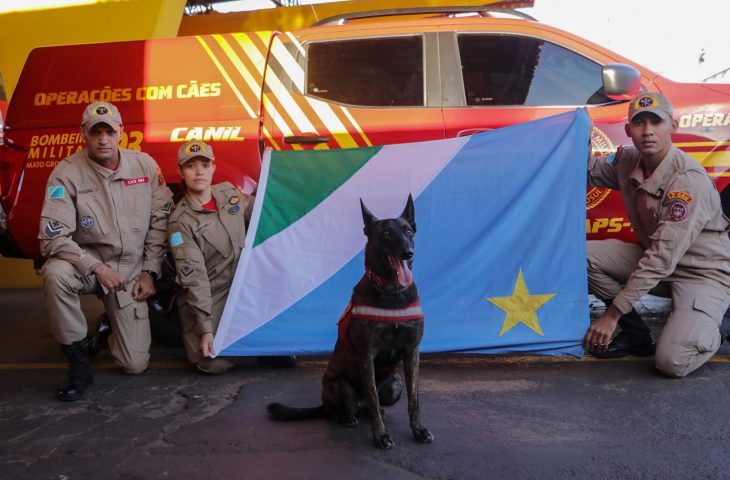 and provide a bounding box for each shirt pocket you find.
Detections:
[75,195,111,240]
[201,226,233,259]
